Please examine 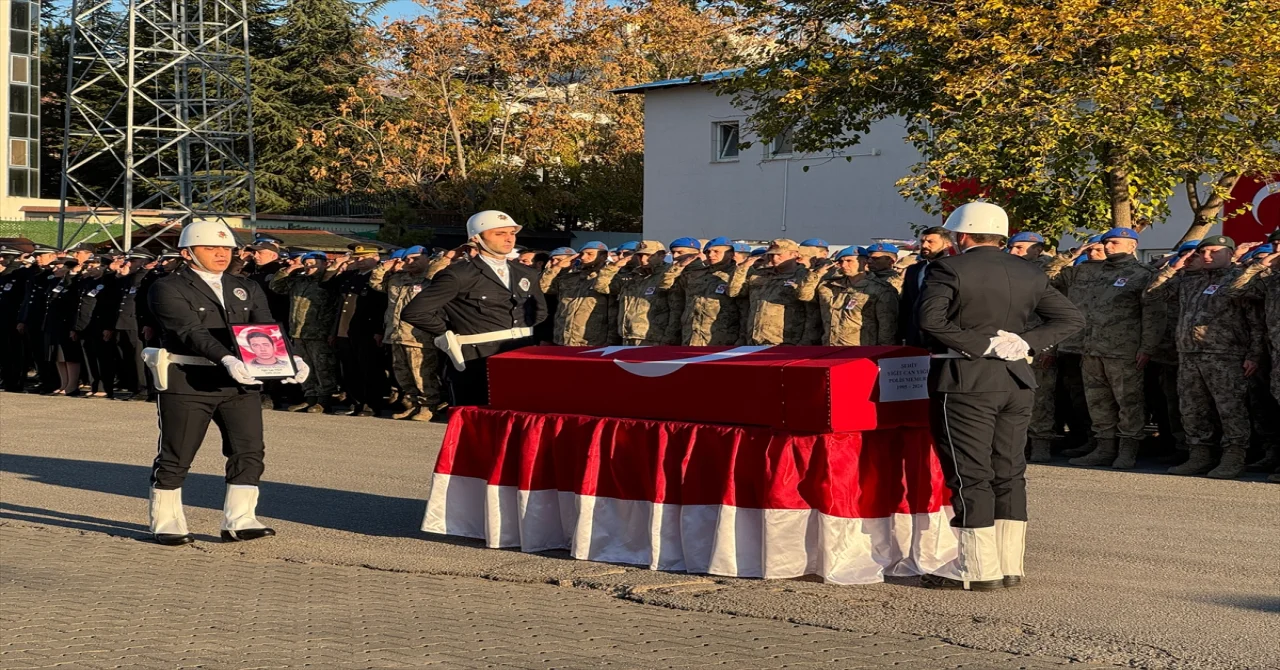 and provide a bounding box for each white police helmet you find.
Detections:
[465,210,522,239]
[177,219,238,248]
[943,202,1010,237]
